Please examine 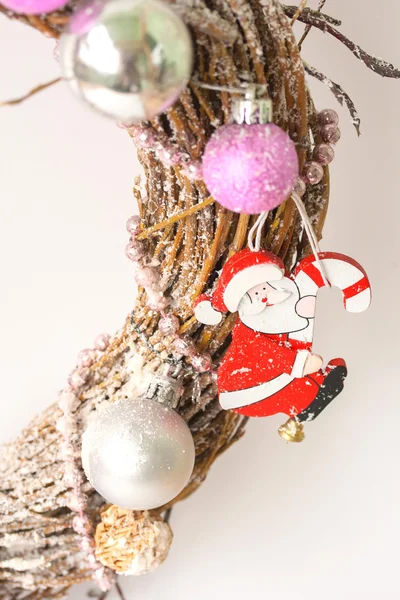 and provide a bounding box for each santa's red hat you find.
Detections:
[194,249,285,325]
